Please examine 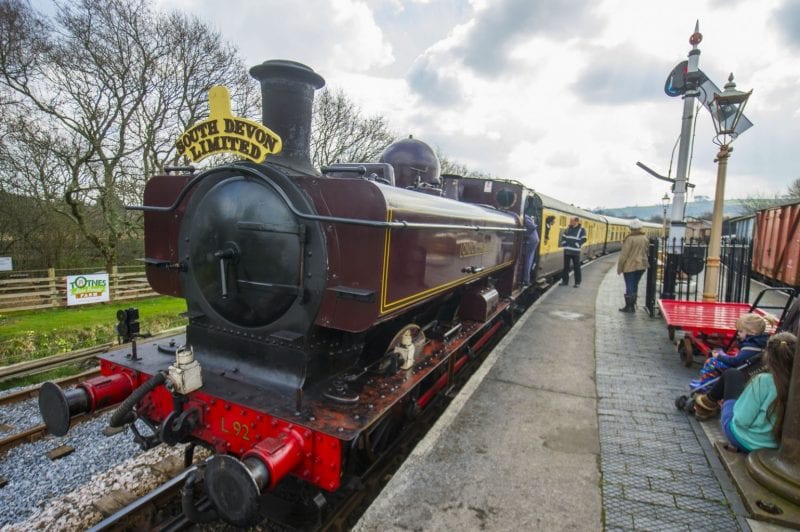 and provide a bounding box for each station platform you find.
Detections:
[354,255,797,531]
